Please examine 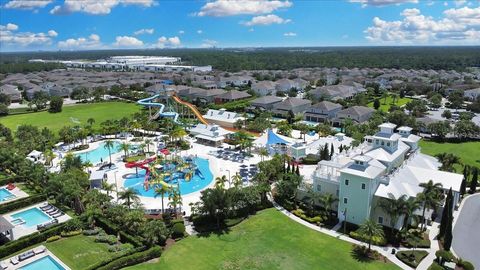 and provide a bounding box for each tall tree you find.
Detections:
[417,180,443,230]
[118,188,140,209]
[358,219,384,252]
[155,185,171,214]
[469,167,478,194]
[439,188,453,239]
[104,140,115,164]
